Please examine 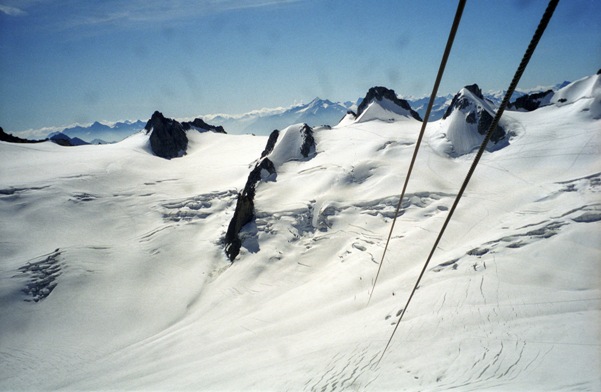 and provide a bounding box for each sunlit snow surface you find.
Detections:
[1,75,600,391]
